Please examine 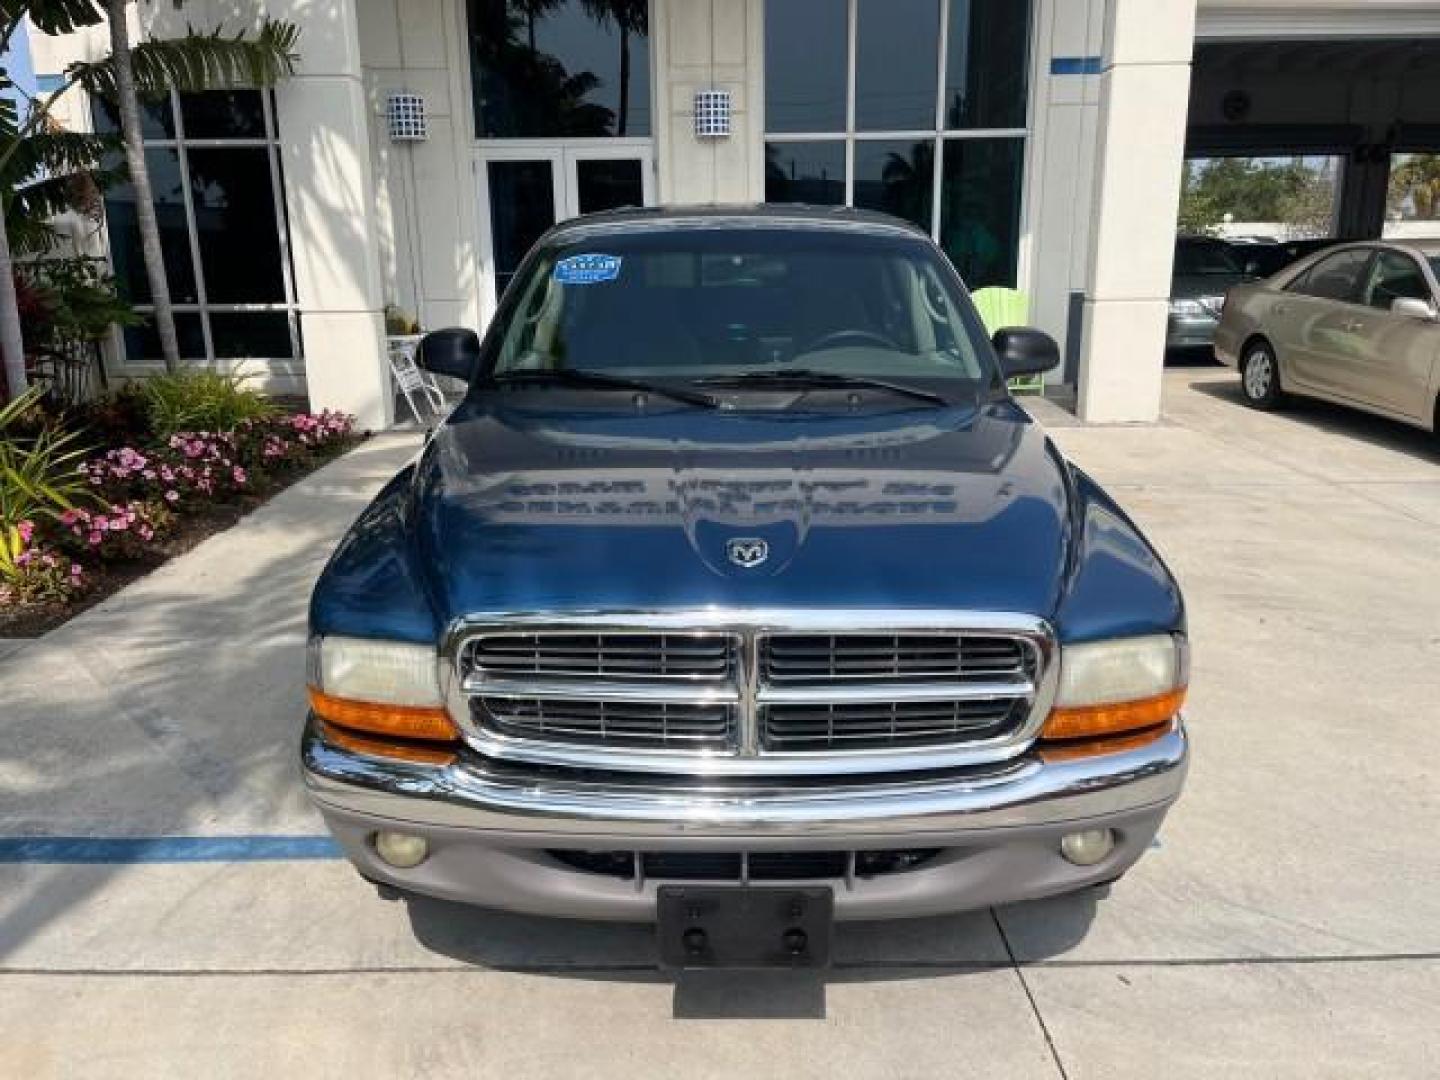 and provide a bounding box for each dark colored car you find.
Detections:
[1168,236,1253,350]
[302,206,1188,966]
